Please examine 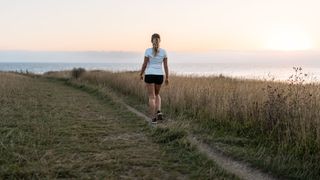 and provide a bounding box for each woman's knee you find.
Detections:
[148,94,156,100]
[154,84,162,95]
